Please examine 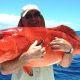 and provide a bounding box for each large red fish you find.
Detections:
[0,25,80,75]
